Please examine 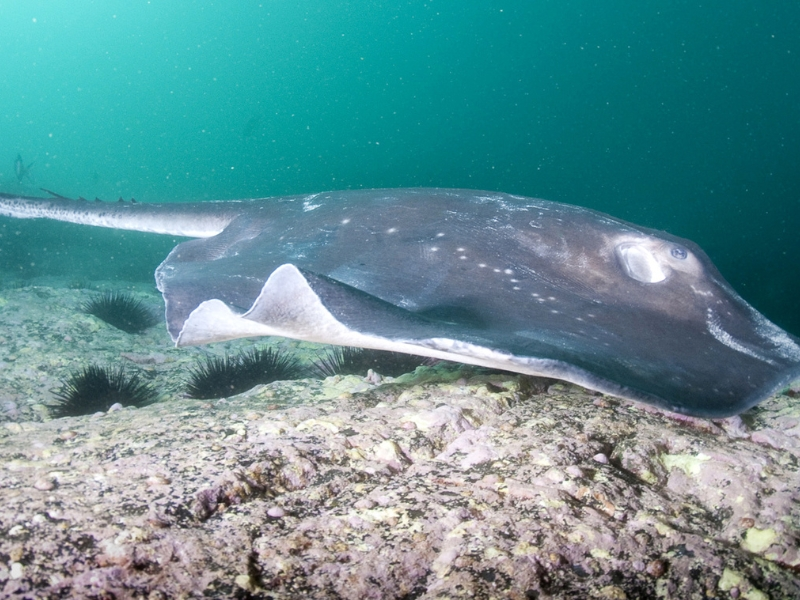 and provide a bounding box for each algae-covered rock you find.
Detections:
[0,284,798,599]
